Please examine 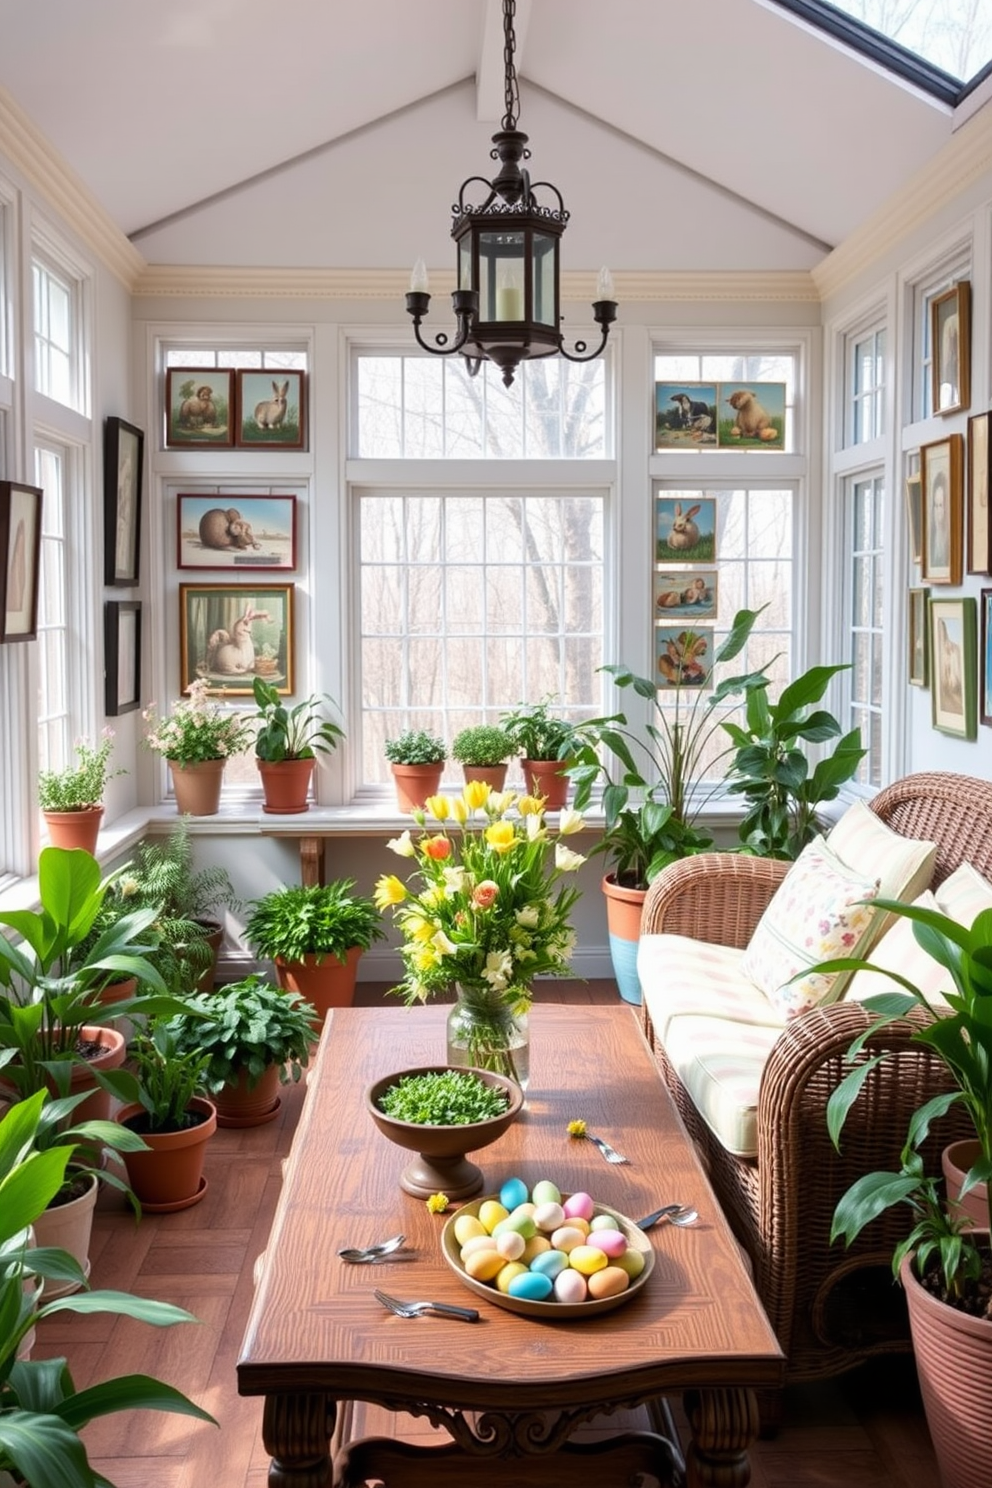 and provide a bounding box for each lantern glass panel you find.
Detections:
[458,236,472,294]
[532,234,557,327]
[479,231,525,321]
